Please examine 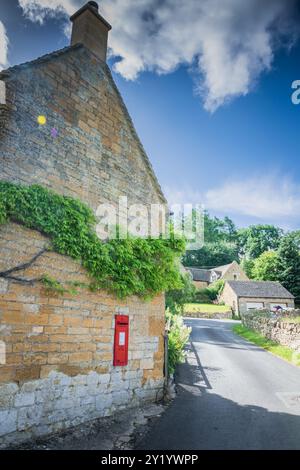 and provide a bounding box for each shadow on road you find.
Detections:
[136,338,300,450]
